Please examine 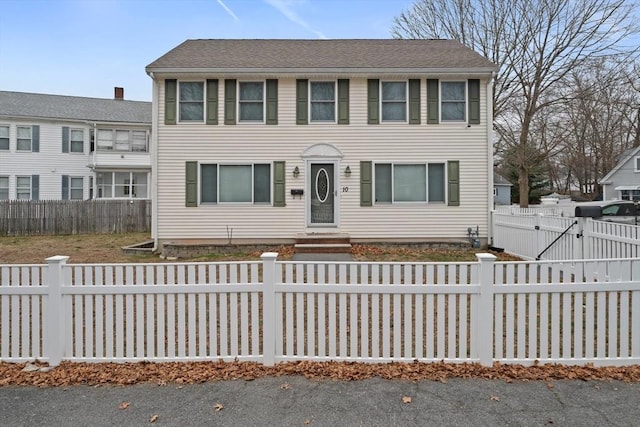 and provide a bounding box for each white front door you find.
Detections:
[309,162,337,227]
